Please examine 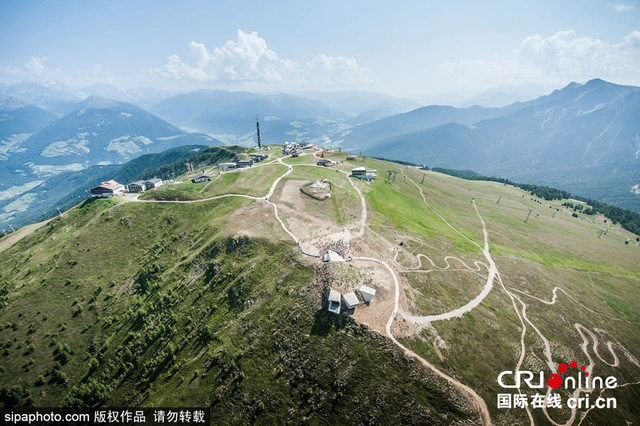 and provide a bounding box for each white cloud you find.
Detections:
[5,57,50,76]
[157,31,293,83]
[2,56,120,88]
[24,56,48,72]
[437,30,640,92]
[4,56,63,82]
[611,2,635,12]
[516,30,640,77]
[305,54,374,85]
[156,30,372,89]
